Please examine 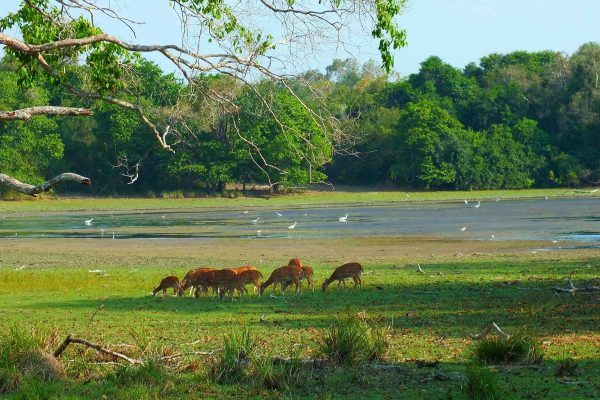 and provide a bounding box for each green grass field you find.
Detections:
[1,186,598,213]
[1,234,599,399]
